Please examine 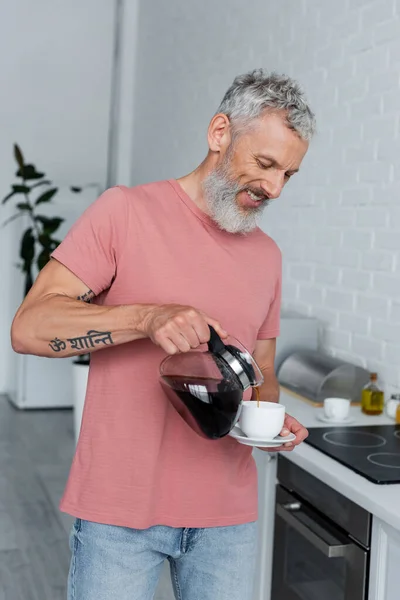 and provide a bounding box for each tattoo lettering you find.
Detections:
[67,330,114,350]
[49,337,67,352]
[77,289,95,303]
[48,330,114,353]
